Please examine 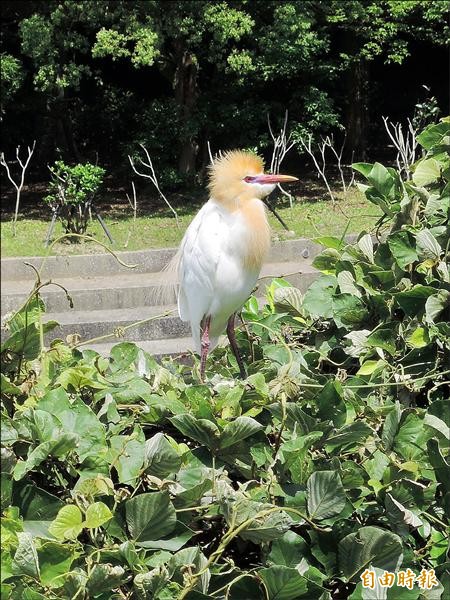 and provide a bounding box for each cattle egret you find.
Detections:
[171,150,298,381]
